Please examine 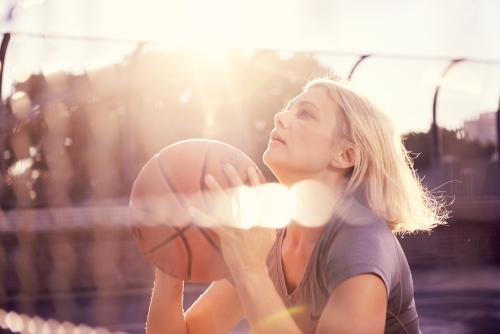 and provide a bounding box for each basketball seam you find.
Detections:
[155,154,194,280]
[146,224,192,255]
[198,141,223,253]
[176,227,193,281]
[197,226,222,253]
